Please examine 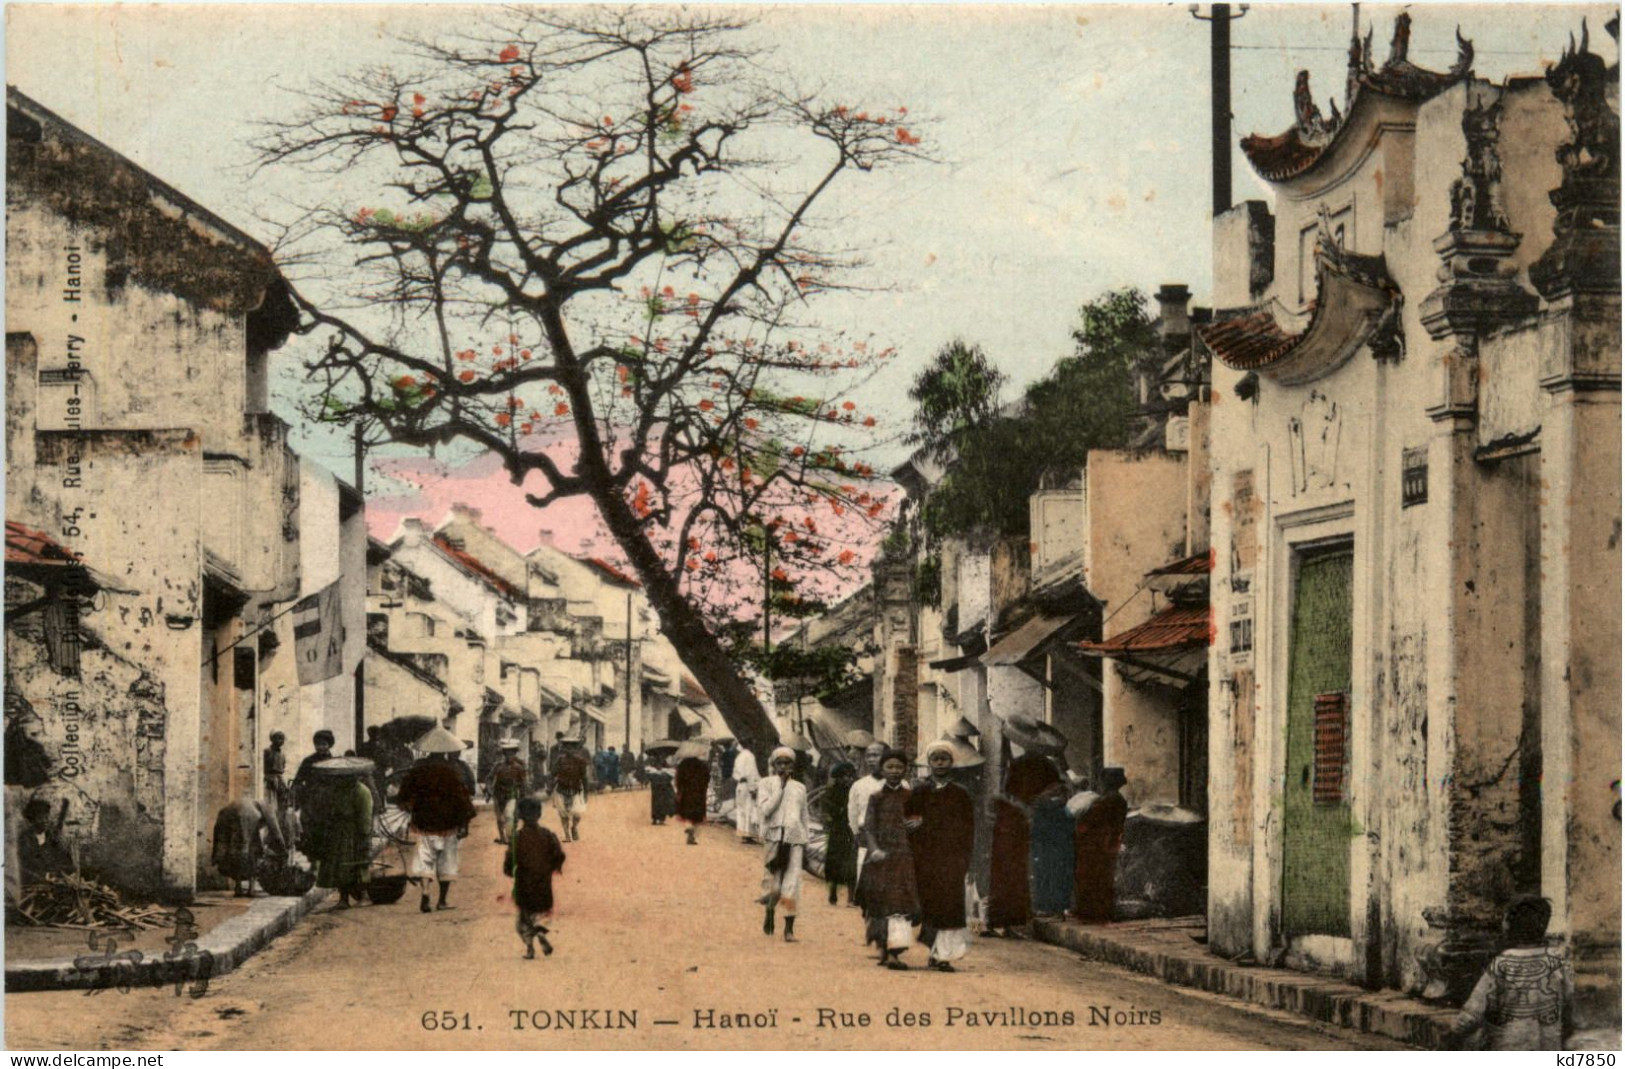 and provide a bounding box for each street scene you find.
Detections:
[5,790,1413,1052]
[3,2,1620,1055]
